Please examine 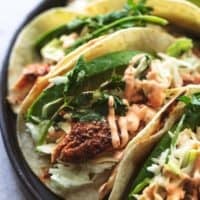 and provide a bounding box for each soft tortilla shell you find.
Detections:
[88,0,200,35]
